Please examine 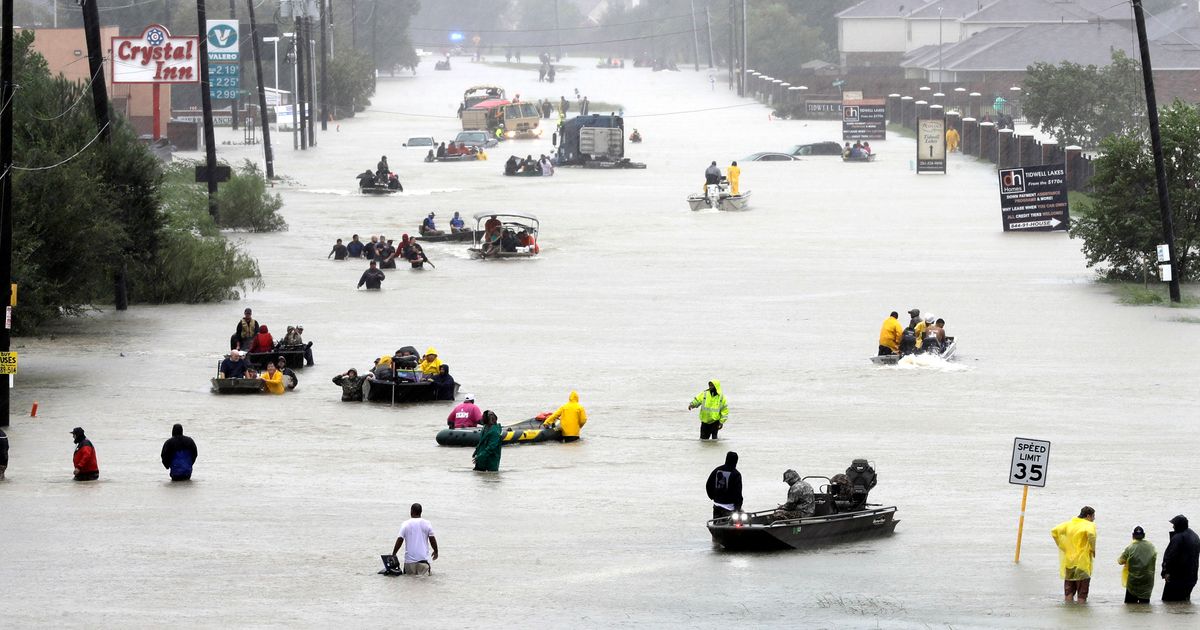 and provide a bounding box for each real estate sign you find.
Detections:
[916,118,946,174]
[841,98,886,140]
[998,164,1070,231]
